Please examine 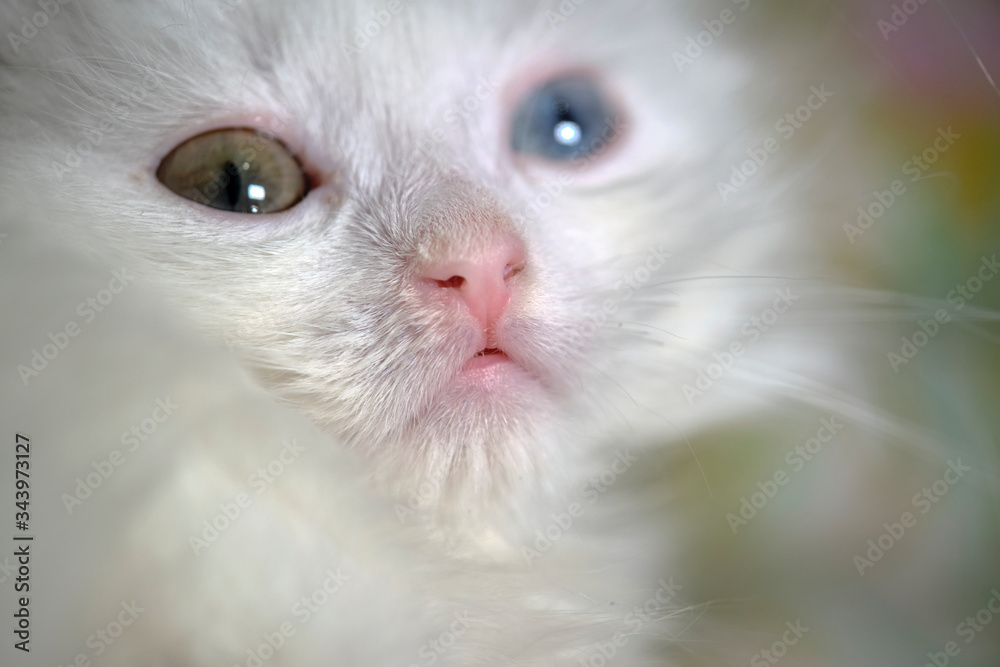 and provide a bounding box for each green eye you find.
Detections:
[156,128,308,214]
